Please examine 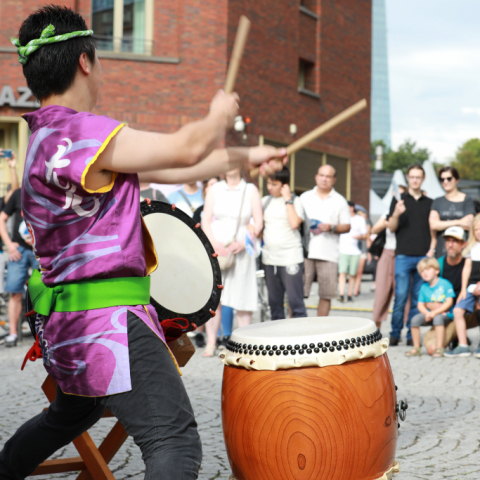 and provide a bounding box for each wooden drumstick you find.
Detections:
[250,98,368,177]
[224,16,251,94]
